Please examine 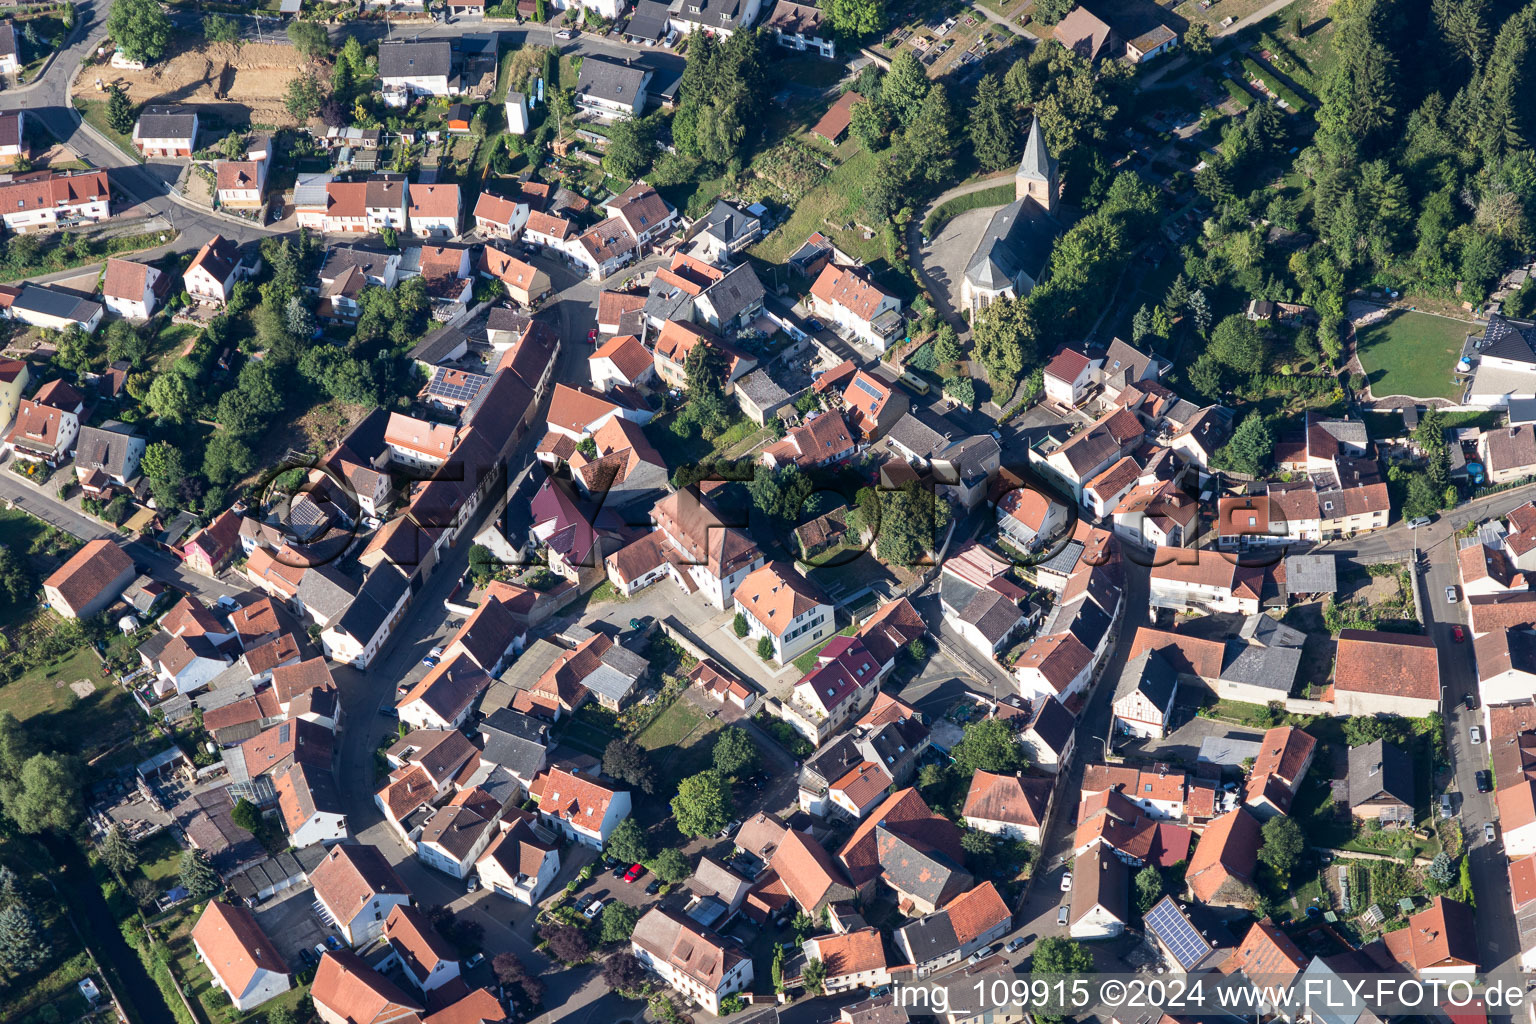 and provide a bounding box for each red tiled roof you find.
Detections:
[1333,630,1439,700]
